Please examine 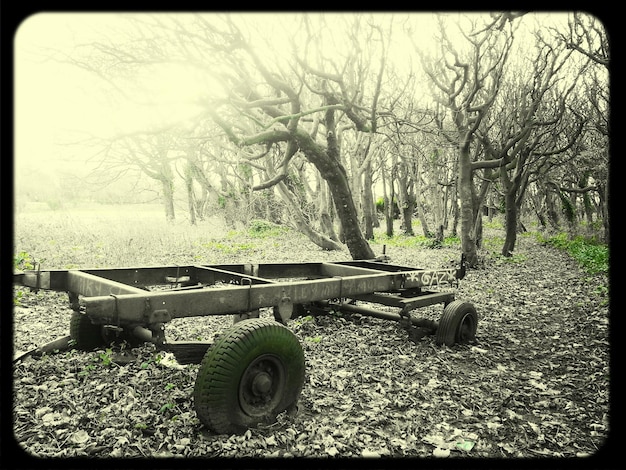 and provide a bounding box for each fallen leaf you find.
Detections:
[70,430,90,445]
[433,447,450,458]
[326,446,339,456]
[455,439,475,452]
[35,406,53,418]
[361,449,381,458]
